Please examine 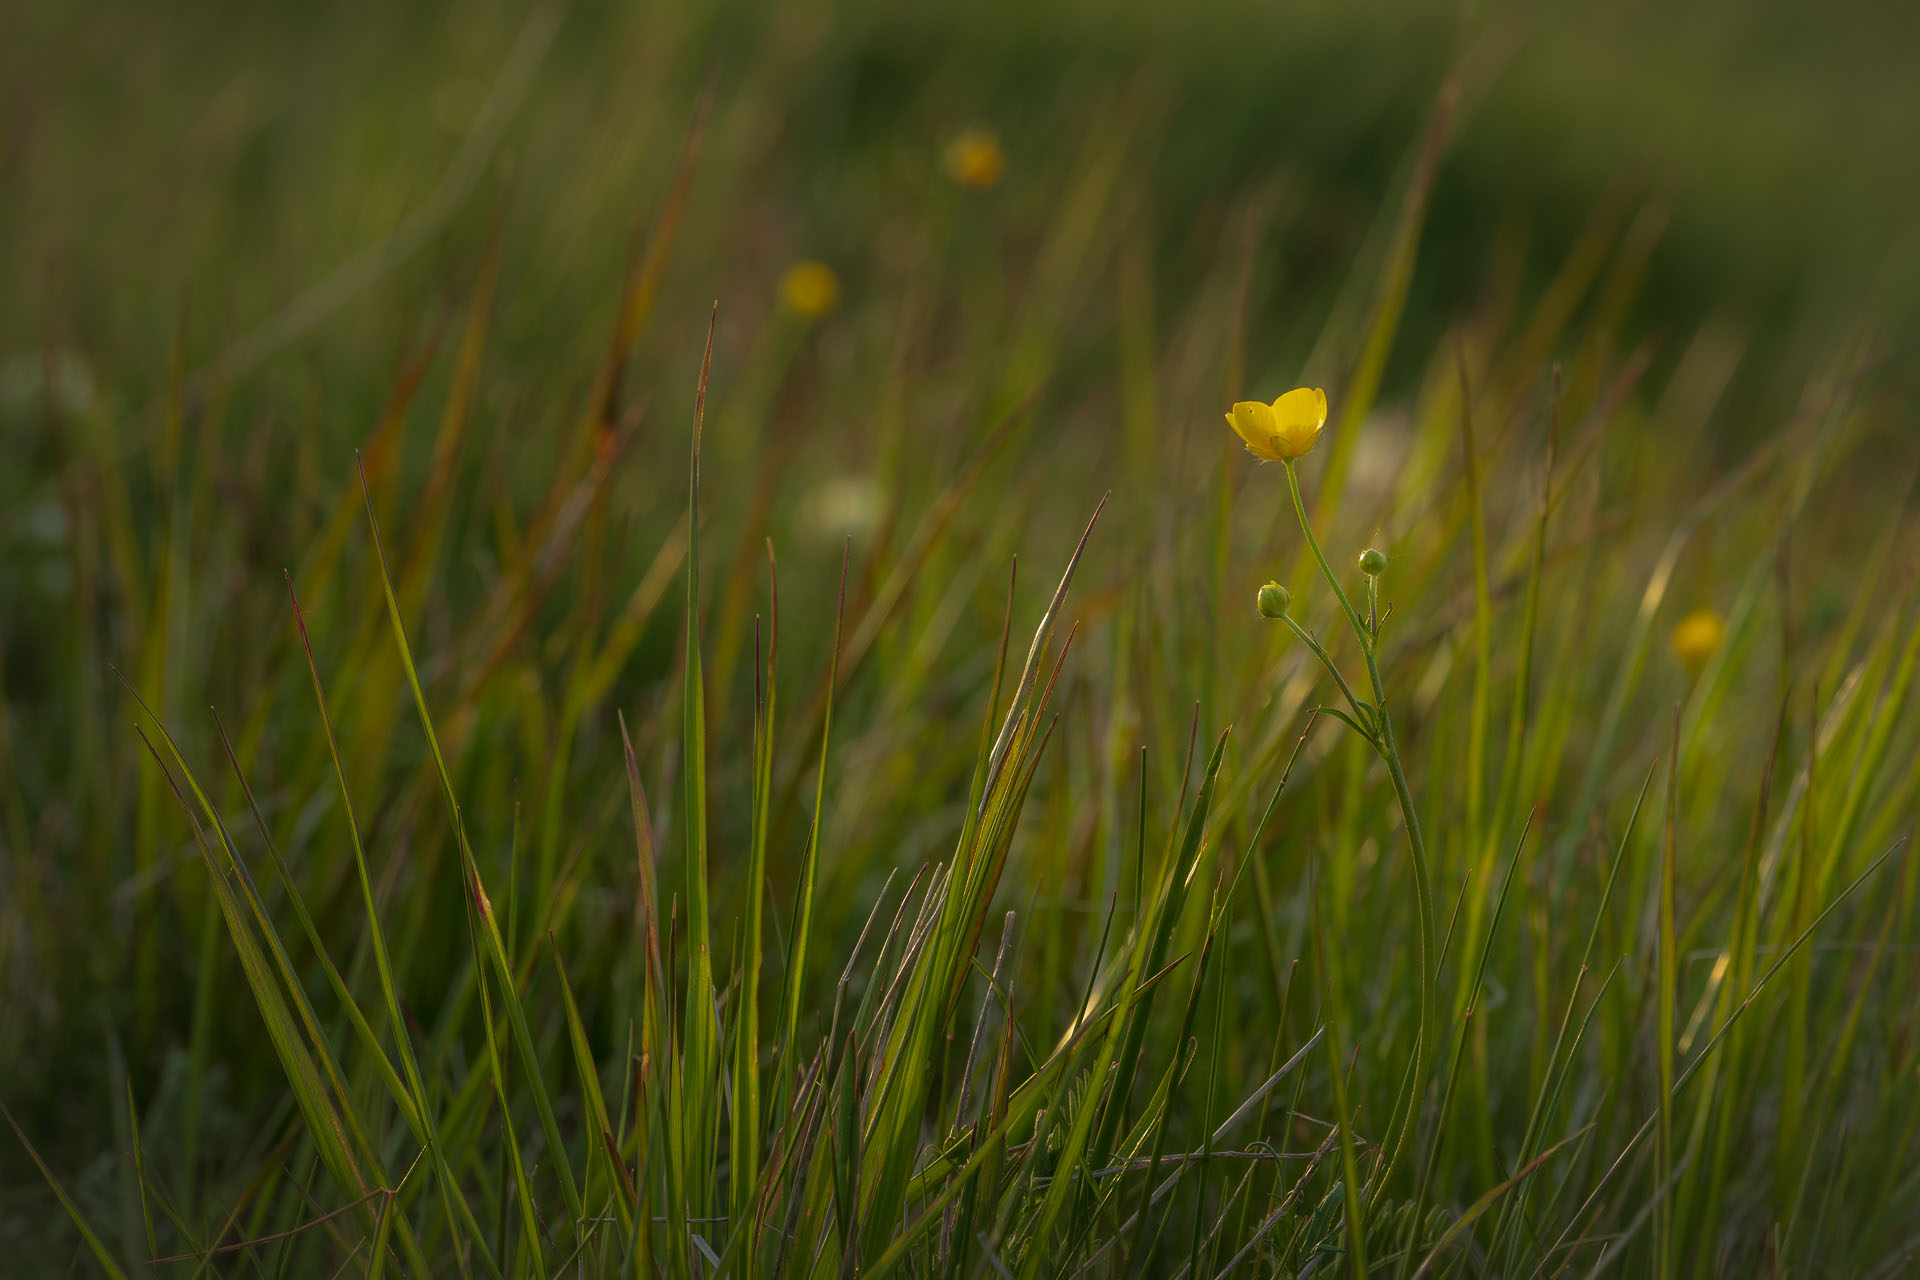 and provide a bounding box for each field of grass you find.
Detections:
[4,2,1920,1276]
